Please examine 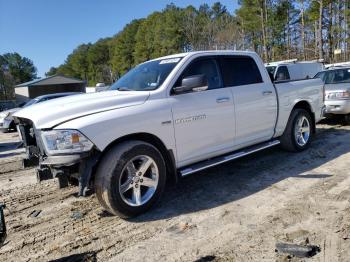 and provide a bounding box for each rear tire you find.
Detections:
[95,141,166,218]
[280,109,313,152]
